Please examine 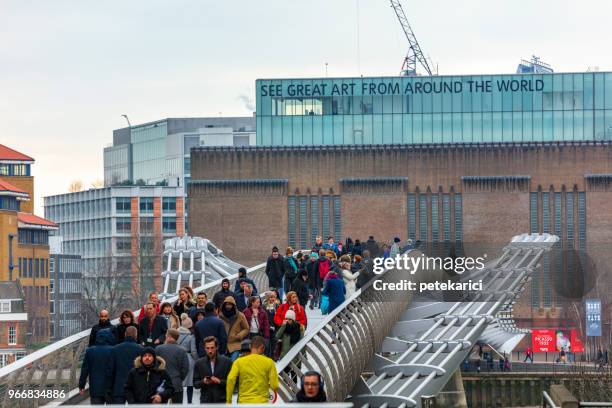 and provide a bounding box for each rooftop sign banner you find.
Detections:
[260,78,545,98]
